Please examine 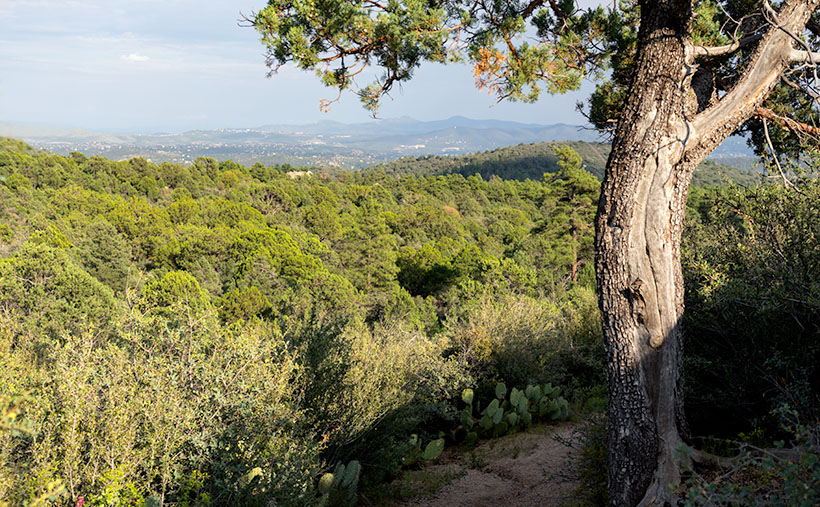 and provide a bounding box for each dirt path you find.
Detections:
[390,422,581,507]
